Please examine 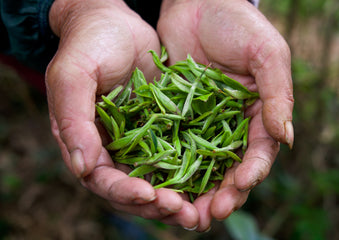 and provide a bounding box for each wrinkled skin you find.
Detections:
[46,0,294,232]
[157,0,294,231]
